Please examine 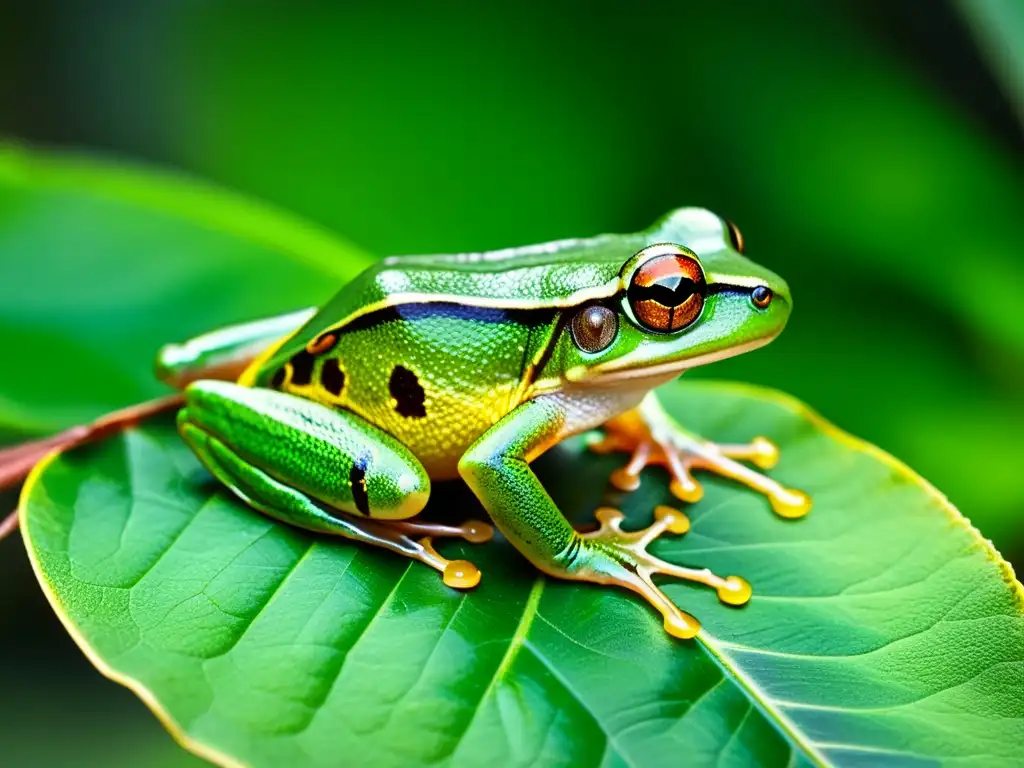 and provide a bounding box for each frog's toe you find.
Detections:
[717,575,753,606]
[417,536,482,589]
[386,518,495,544]
[673,443,812,519]
[595,412,811,518]
[766,488,814,519]
[373,518,493,588]
[717,436,779,469]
